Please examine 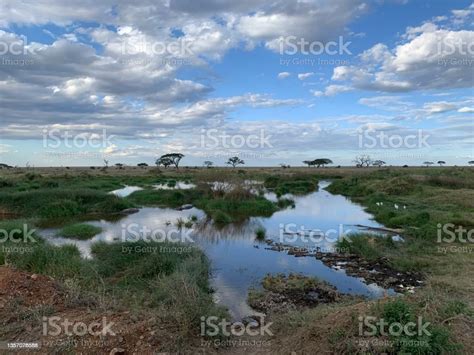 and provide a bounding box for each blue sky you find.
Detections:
[0,0,473,167]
